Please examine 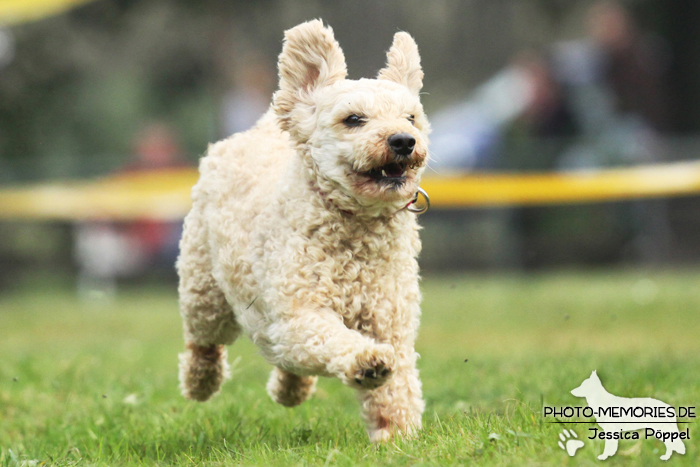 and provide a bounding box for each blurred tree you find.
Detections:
[0,0,695,181]
[0,0,222,176]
